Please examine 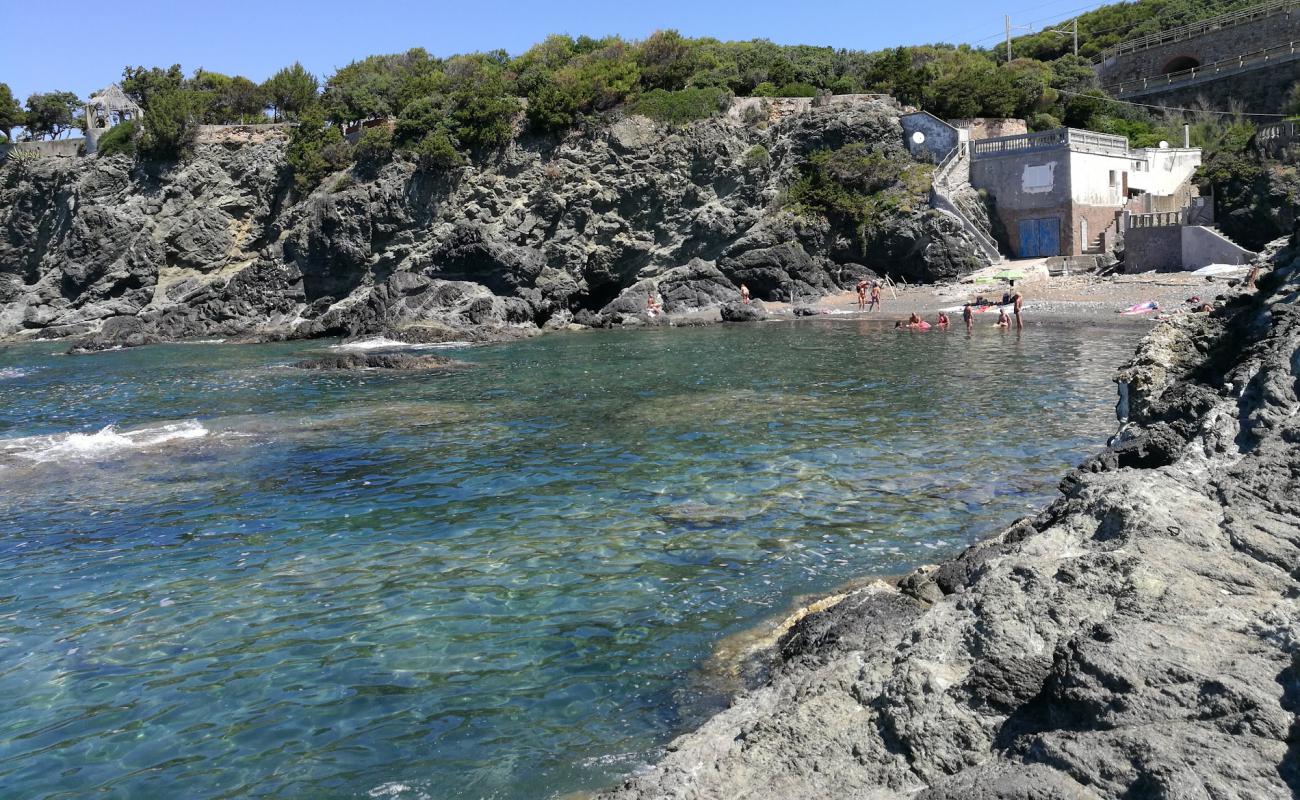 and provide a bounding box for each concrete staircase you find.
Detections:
[930,144,1003,265]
